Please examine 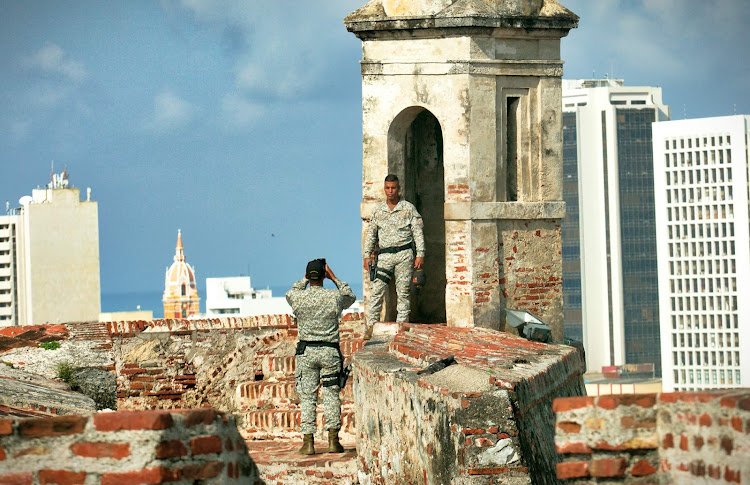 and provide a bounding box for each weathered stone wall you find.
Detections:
[109,314,367,443]
[354,324,585,484]
[498,220,563,340]
[347,2,578,334]
[0,408,259,484]
[554,391,750,483]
